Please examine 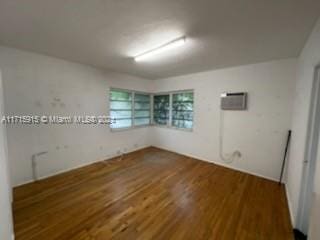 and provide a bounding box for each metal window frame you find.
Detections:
[153,89,194,131]
[109,88,194,132]
[152,93,171,126]
[109,88,151,131]
[133,92,152,127]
